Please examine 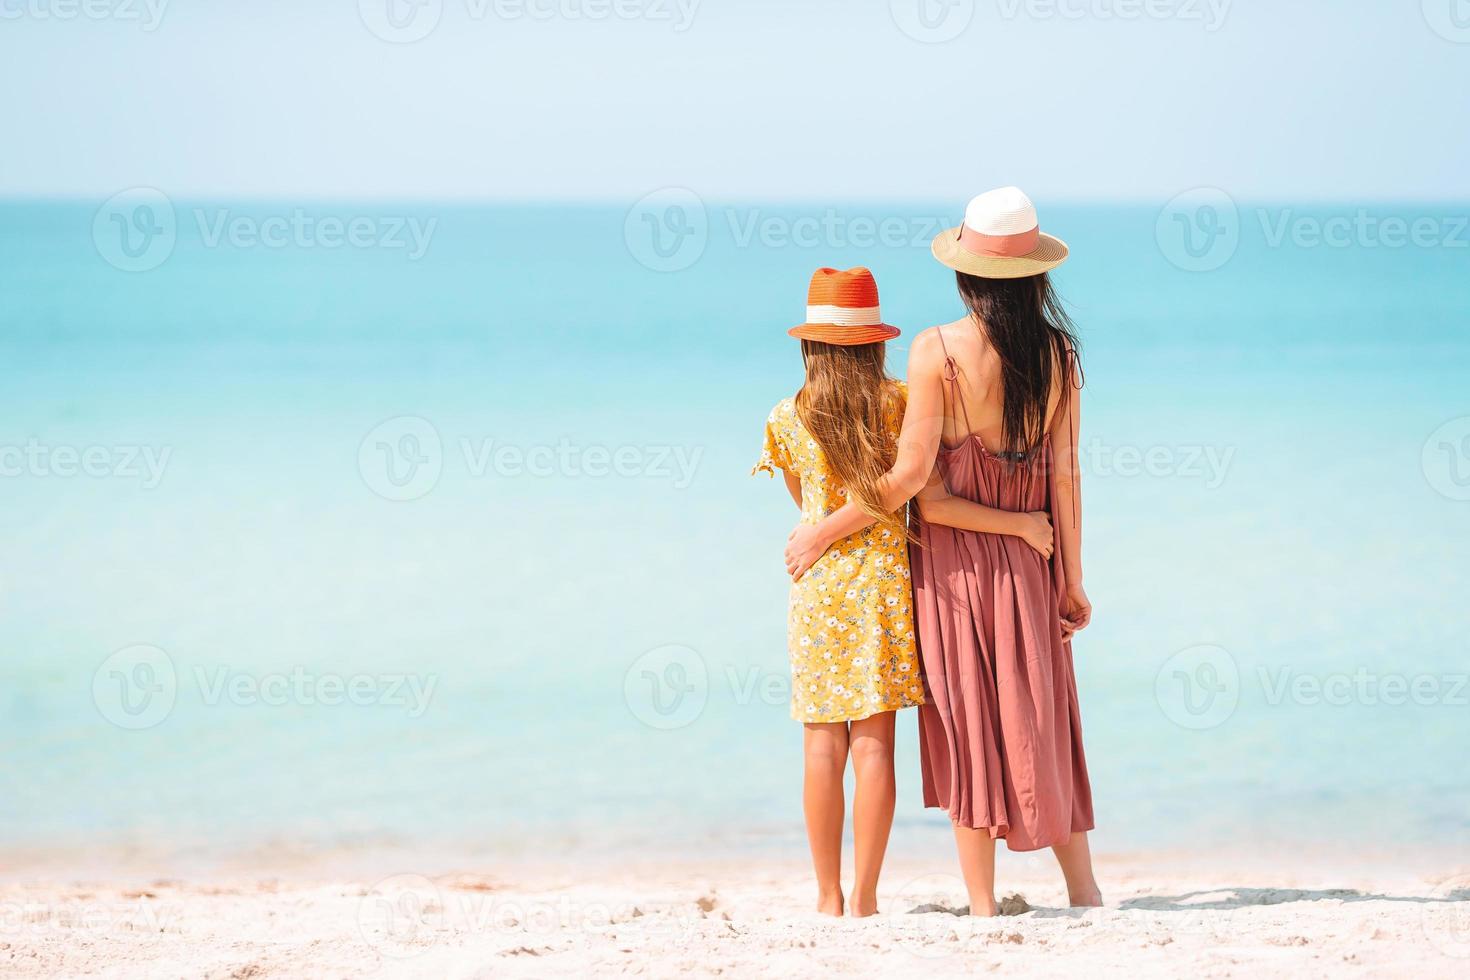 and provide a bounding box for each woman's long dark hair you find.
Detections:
[955,271,1081,457]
